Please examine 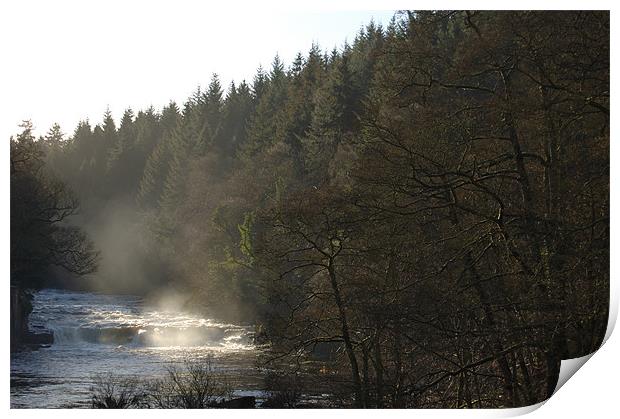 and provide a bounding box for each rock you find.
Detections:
[216,396,256,408]
[23,332,54,346]
[11,287,34,350]
[11,287,56,350]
